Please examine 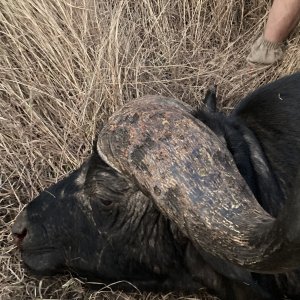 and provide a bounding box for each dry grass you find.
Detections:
[0,0,299,299]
